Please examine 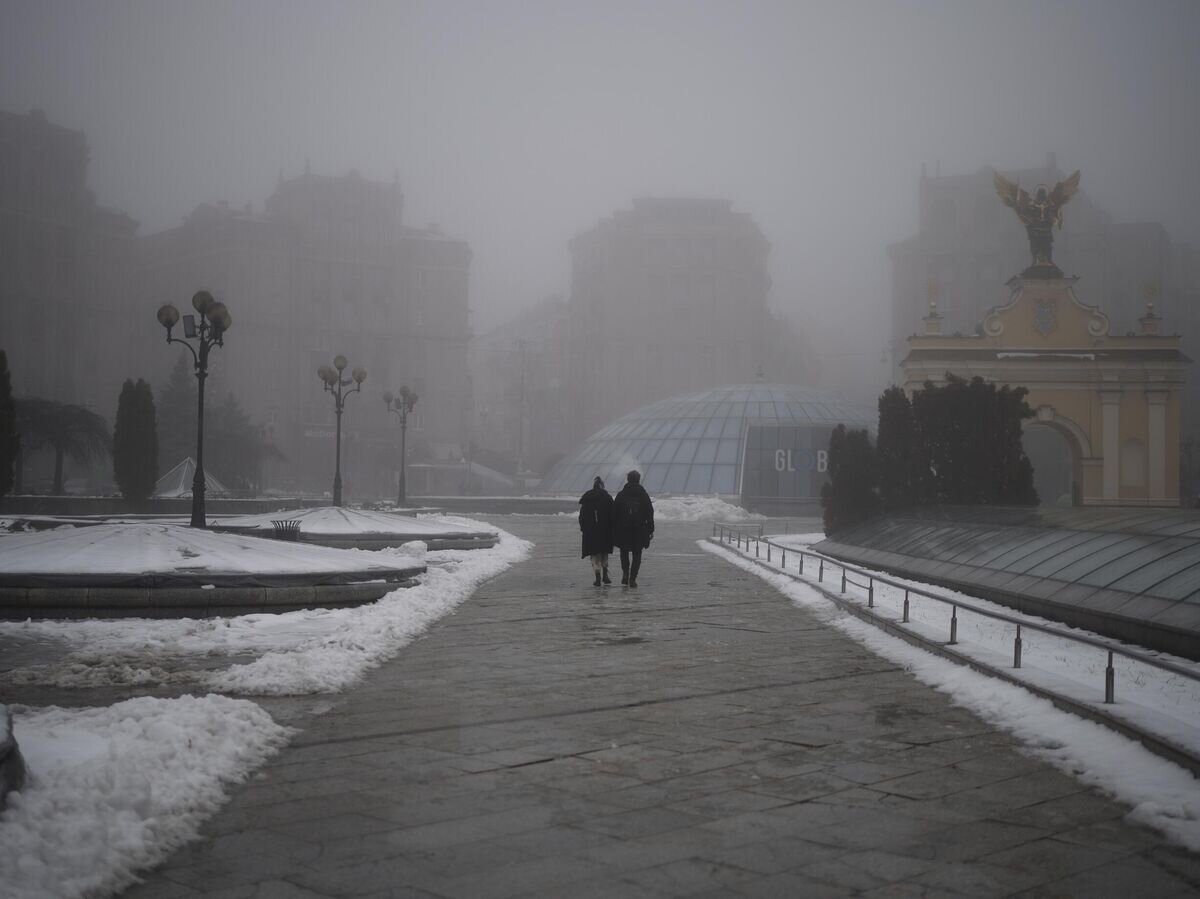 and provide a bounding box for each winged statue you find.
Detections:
[994,169,1080,276]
